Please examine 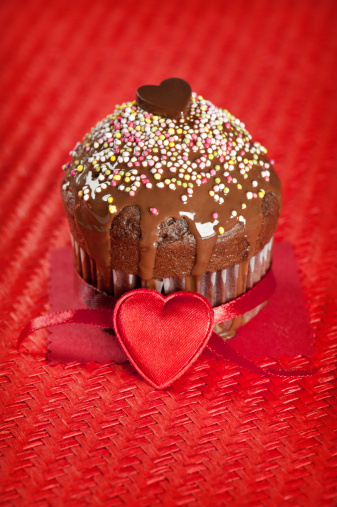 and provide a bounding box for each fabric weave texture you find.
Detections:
[0,0,337,505]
